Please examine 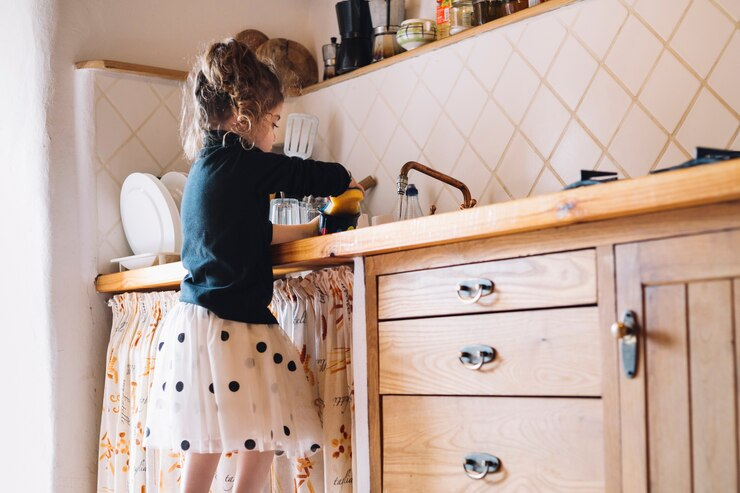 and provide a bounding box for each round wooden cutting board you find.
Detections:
[234,29,269,51]
[256,38,318,96]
